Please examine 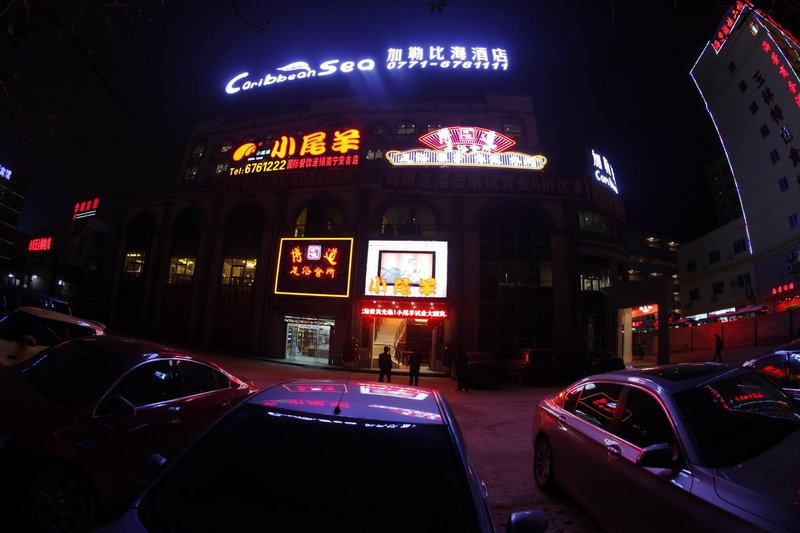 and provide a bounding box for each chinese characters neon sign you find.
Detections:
[771,281,795,295]
[588,148,619,194]
[712,1,748,53]
[229,129,360,176]
[386,126,547,170]
[361,307,448,319]
[28,237,52,252]
[224,44,510,96]
[73,197,99,220]
[274,238,353,298]
[758,38,800,109]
